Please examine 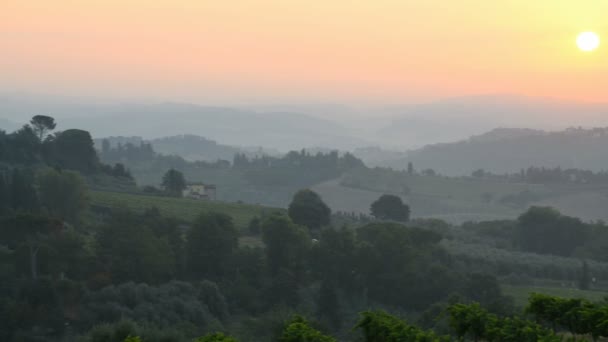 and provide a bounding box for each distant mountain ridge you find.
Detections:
[401,127,608,175]
[0,93,372,151]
